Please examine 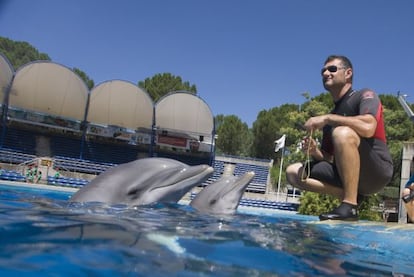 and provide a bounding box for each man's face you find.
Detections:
[321,59,350,91]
